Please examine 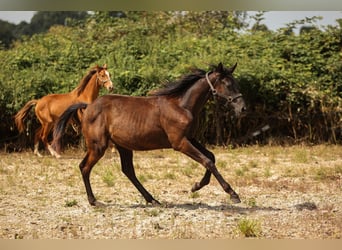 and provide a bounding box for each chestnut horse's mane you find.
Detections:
[75,67,99,96]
